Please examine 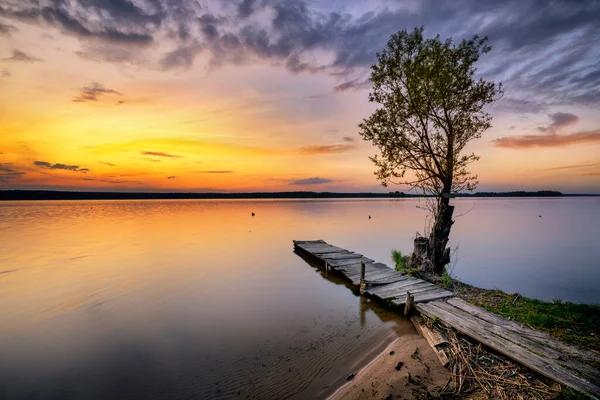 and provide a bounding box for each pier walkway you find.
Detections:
[293,240,600,398]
